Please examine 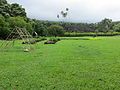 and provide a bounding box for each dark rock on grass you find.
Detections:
[44,40,56,44]
[44,38,61,44]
